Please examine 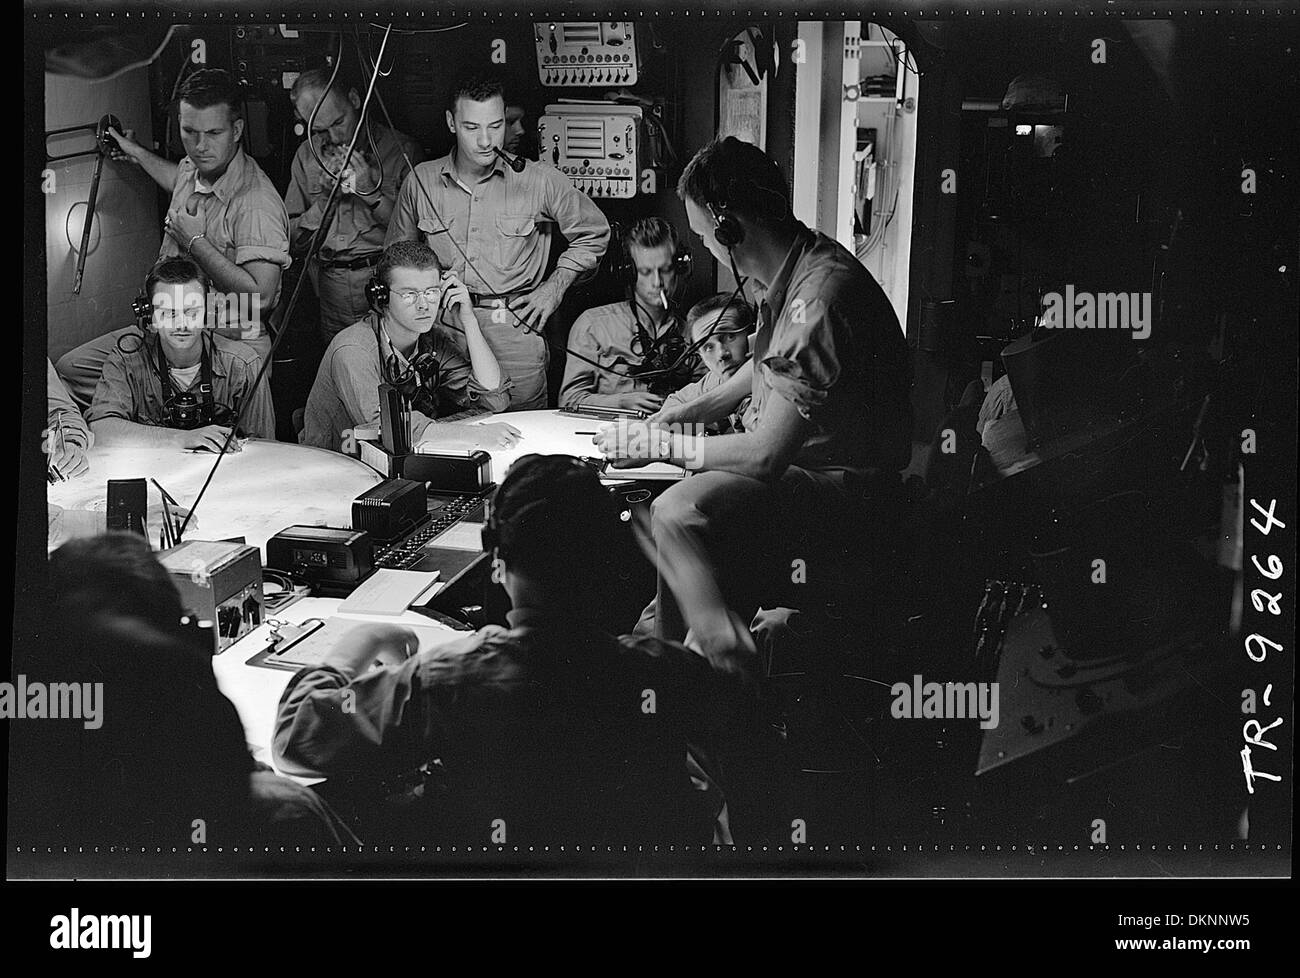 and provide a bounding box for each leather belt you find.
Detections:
[316,252,383,271]
[469,289,531,308]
